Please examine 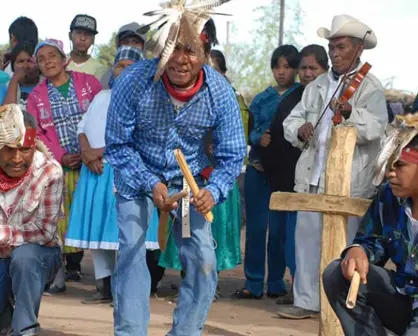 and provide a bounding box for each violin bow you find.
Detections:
[303,30,372,150]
